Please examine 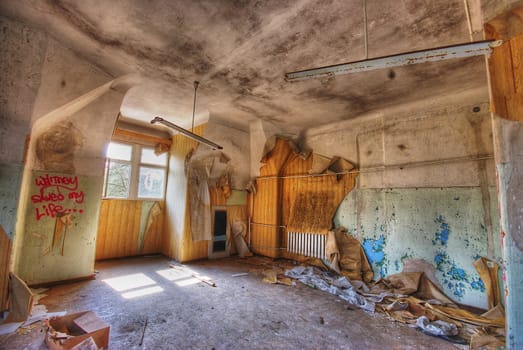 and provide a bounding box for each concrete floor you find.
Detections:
[0,255,461,349]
